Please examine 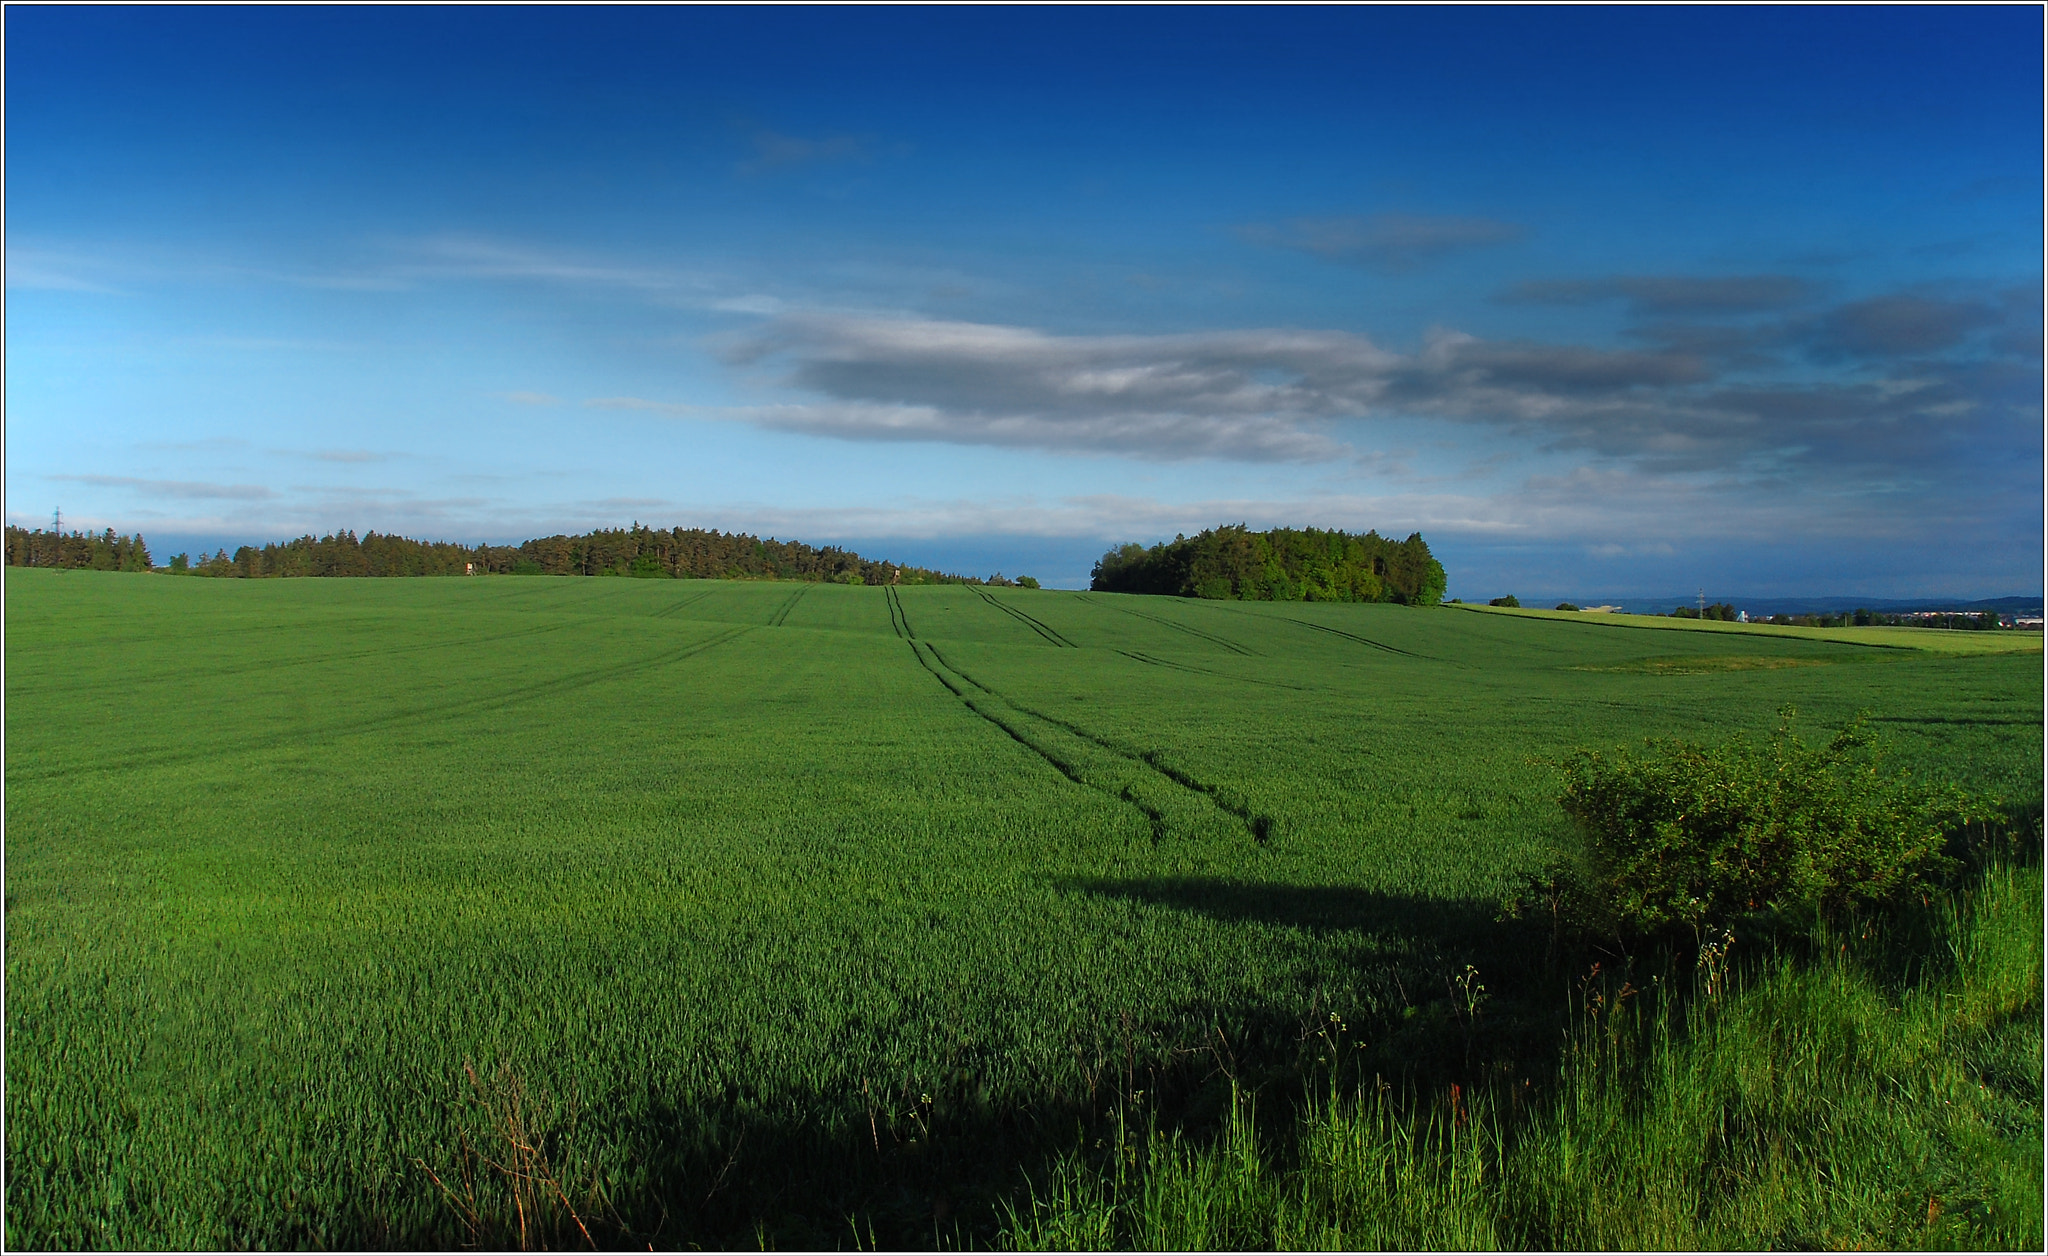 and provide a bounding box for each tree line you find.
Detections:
[5,523,1015,586]
[3,527,153,572]
[1668,602,1740,621]
[1090,524,1447,605]
[1675,605,2012,630]
[1760,609,2011,631]
[467,525,992,585]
